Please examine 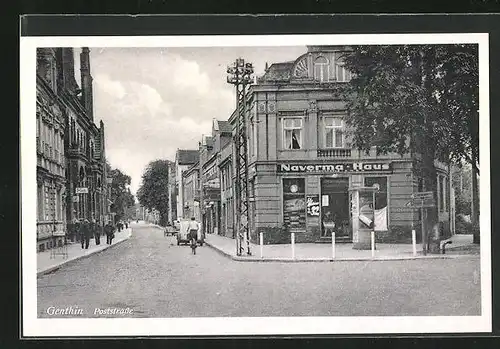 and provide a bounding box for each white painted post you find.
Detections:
[291,232,295,259]
[259,232,263,259]
[371,231,375,258]
[412,229,417,256]
[331,231,336,259]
